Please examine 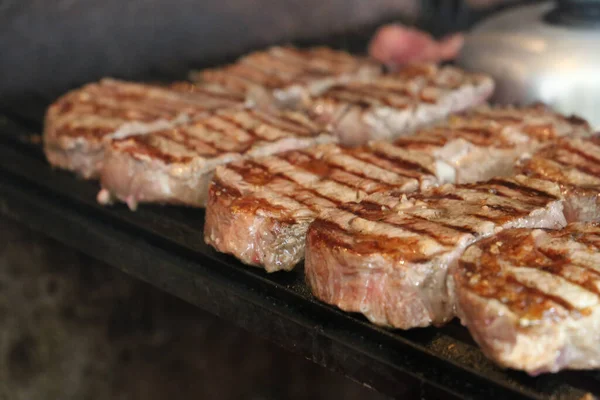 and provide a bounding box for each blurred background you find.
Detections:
[0,0,533,120]
[0,1,532,399]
